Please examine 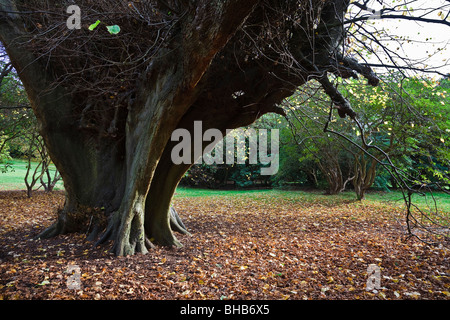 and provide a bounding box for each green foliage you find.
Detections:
[181,163,220,188]
[180,115,281,189]
[276,74,449,197]
[1,64,62,194]
[181,74,449,195]
[344,75,450,190]
[0,64,36,161]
